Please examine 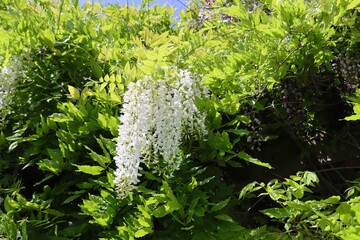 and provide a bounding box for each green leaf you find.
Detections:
[40,114,49,134]
[226,129,249,136]
[214,214,236,223]
[43,209,65,217]
[345,104,360,121]
[186,197,200,224]
[100,189,116,205]
[237,151,272,169]
[138,217,152,228]
[37,158,64,175]
[161,181,177,202]
[211,197,230,212]
[187,176,198,192]
[212,111,222,128]
[60,102,85,121]
[167,199,181,212]
[20,219,28,240]
[336,203,352,221]
[220,5,246,18]
[80,194,115,227]
[150,31,169,48]
[239,181,259,199]
[4,196,20,213]
[347,0,360,10]
[40,29,55,46]
[90,58,102,79]
[110,91,121,103]
[143,171,162,182]
[220,93,240,115]
[302,171,319,185]
[47,148,63,162]
[108,115,119,136]
[97,113,108,129]
[181,225,195,231]
[74,164,104,175]
[287,201,311,211]
[322,195,341,204]
[337,230,360,240]
[68,85,80,100]
[87,147,110,168]
[351,203,360,224]
[63,194,82,204]
[261,208,291,219]
[107,170,116,188]
[134,228,153,238]
[208,131,232,152]
[153,205,168,218]
[346,187,355,199]
[139,60,156,75]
